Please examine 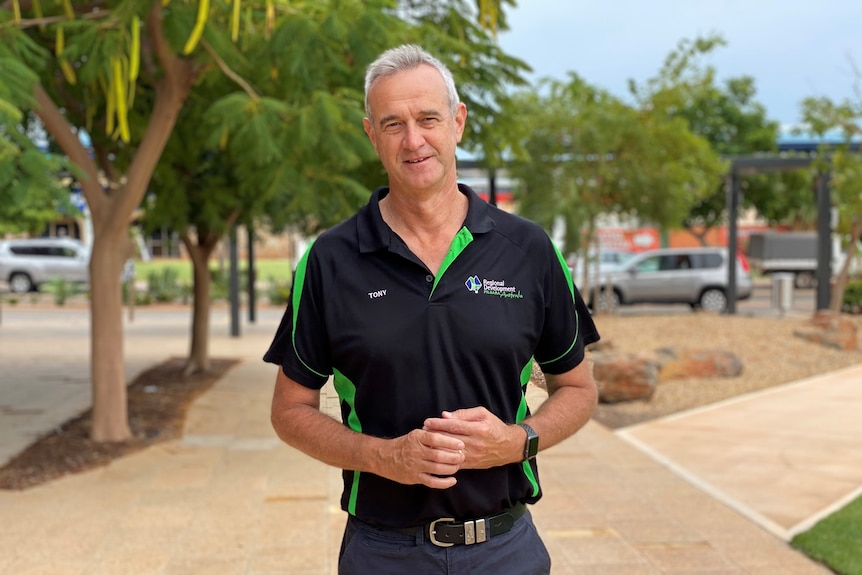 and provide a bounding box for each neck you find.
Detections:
[379,185,468,275]
[381,184,467,238]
